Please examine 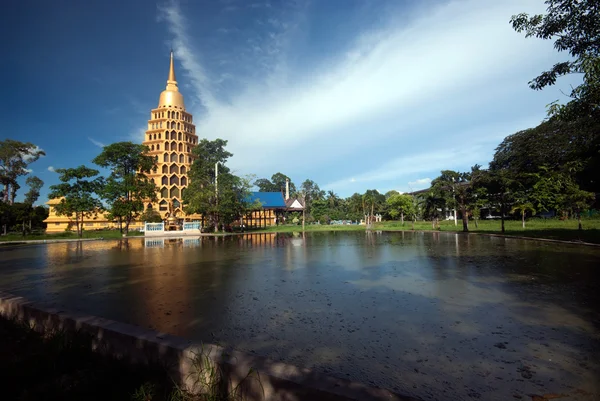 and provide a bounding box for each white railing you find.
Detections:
[145,238,165,248]
[145,222,165,231]
[183,222,201,231]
